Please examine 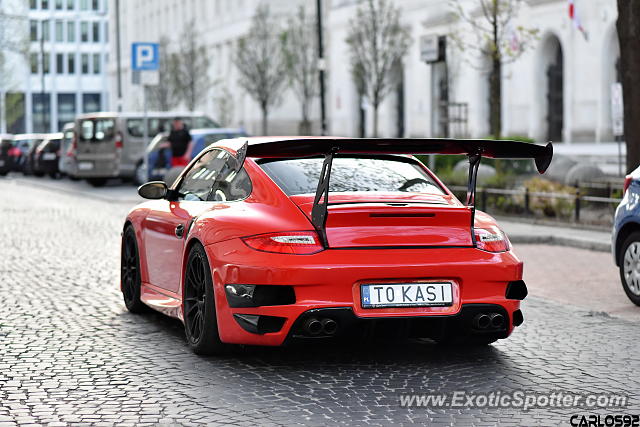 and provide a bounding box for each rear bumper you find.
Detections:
[205,239,524,346]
